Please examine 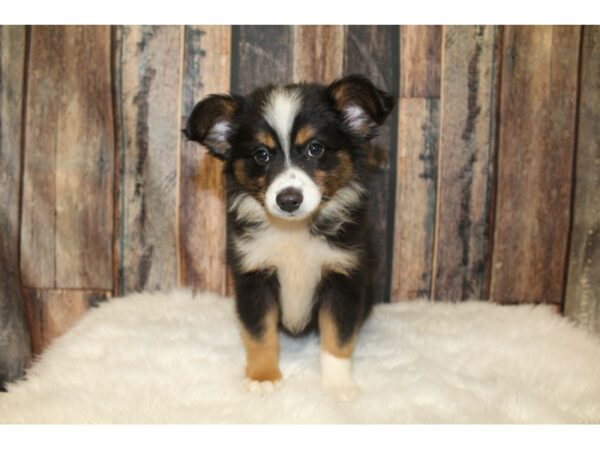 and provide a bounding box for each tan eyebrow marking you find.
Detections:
[294,125,316,147]
[256,131,276,149]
